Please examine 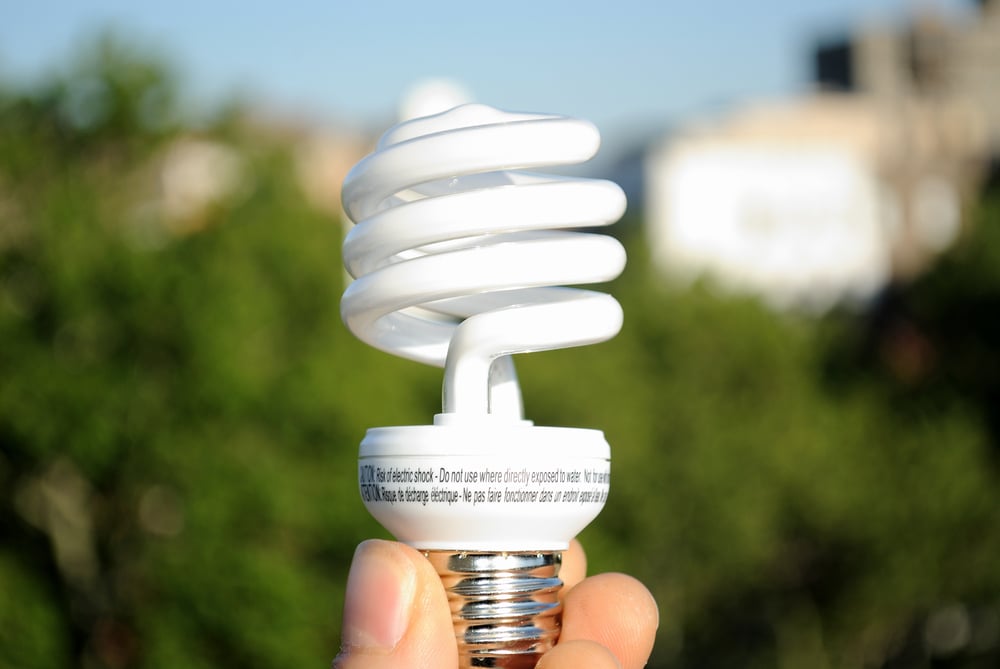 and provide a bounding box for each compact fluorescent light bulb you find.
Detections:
[340,103,626,668]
